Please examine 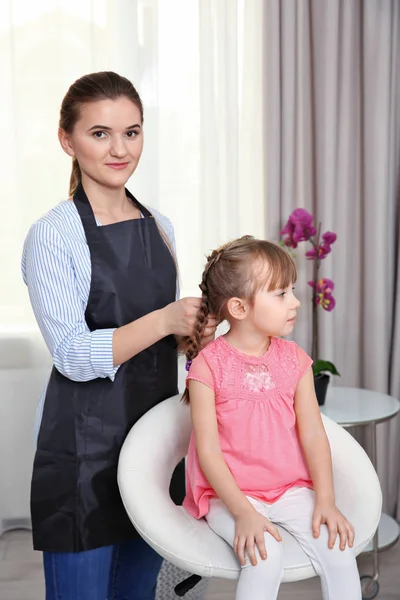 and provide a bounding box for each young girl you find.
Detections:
[182,236,361,599]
